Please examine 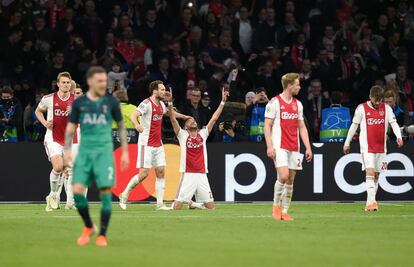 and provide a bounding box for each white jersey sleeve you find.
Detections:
[38,95,52,111]
[199,128,209,140]
[265,98,279,119]
[385,104,397,124]
[297,100,304,121]
[177,128,187,141]
[352,104,364,124]
[137,100,149,115]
